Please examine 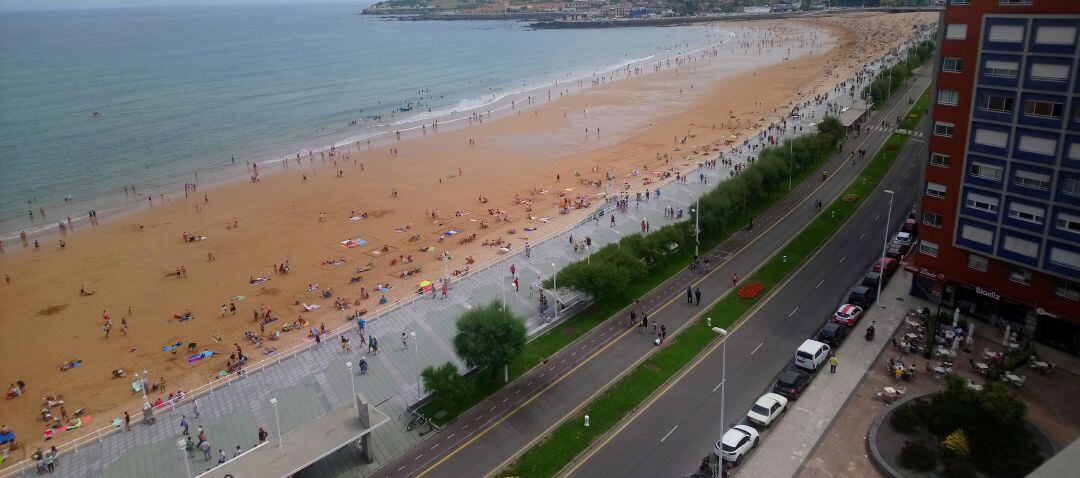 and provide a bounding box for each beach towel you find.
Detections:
[0,431,15,445]
[302,303,320,311]
[132,380,143,393]
[162,341,183,352]
[233,295,246,301]
[187,350,214,364]
[349,216,365,221]
[538,217,553,223]
[341,238,367,248]
[250,277,269,286]
[441,228,462,237]
[523,227,537,232]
